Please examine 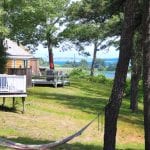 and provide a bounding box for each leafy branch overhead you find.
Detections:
[3,0,69,50]
[60,0,122,75]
